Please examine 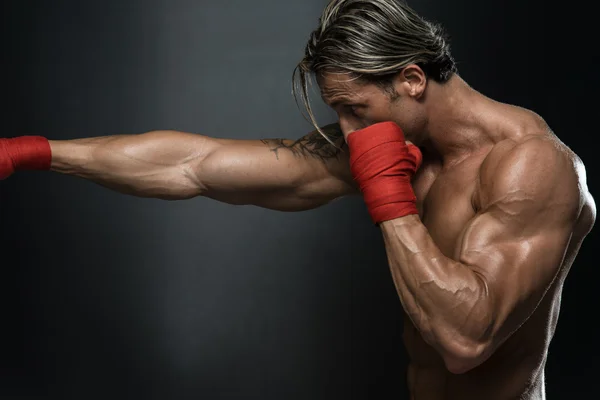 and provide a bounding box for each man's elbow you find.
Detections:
[440,337,492,375]
[443,354,484,375]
